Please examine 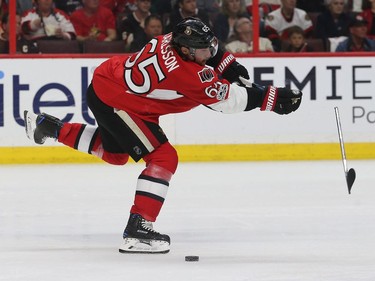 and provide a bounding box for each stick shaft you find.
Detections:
[334,107,348,173]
